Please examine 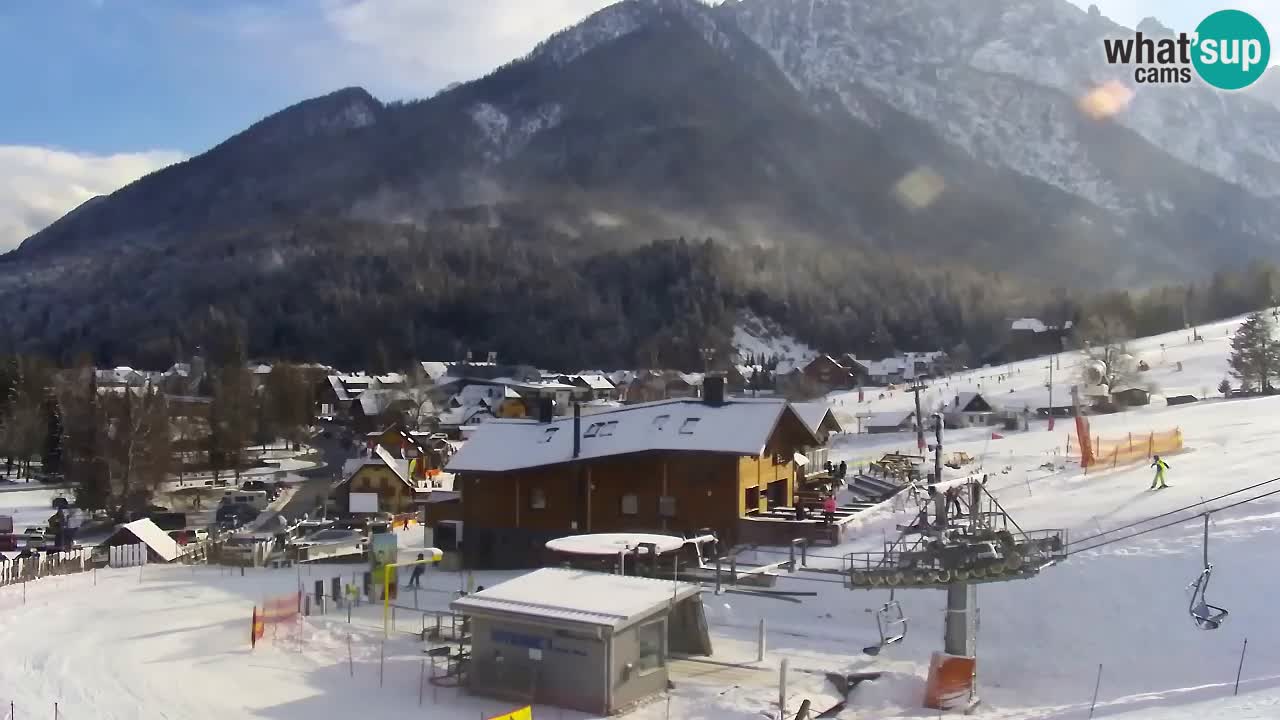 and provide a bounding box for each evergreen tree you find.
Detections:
[1228,311,1280,393]
[42,393,63,476]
